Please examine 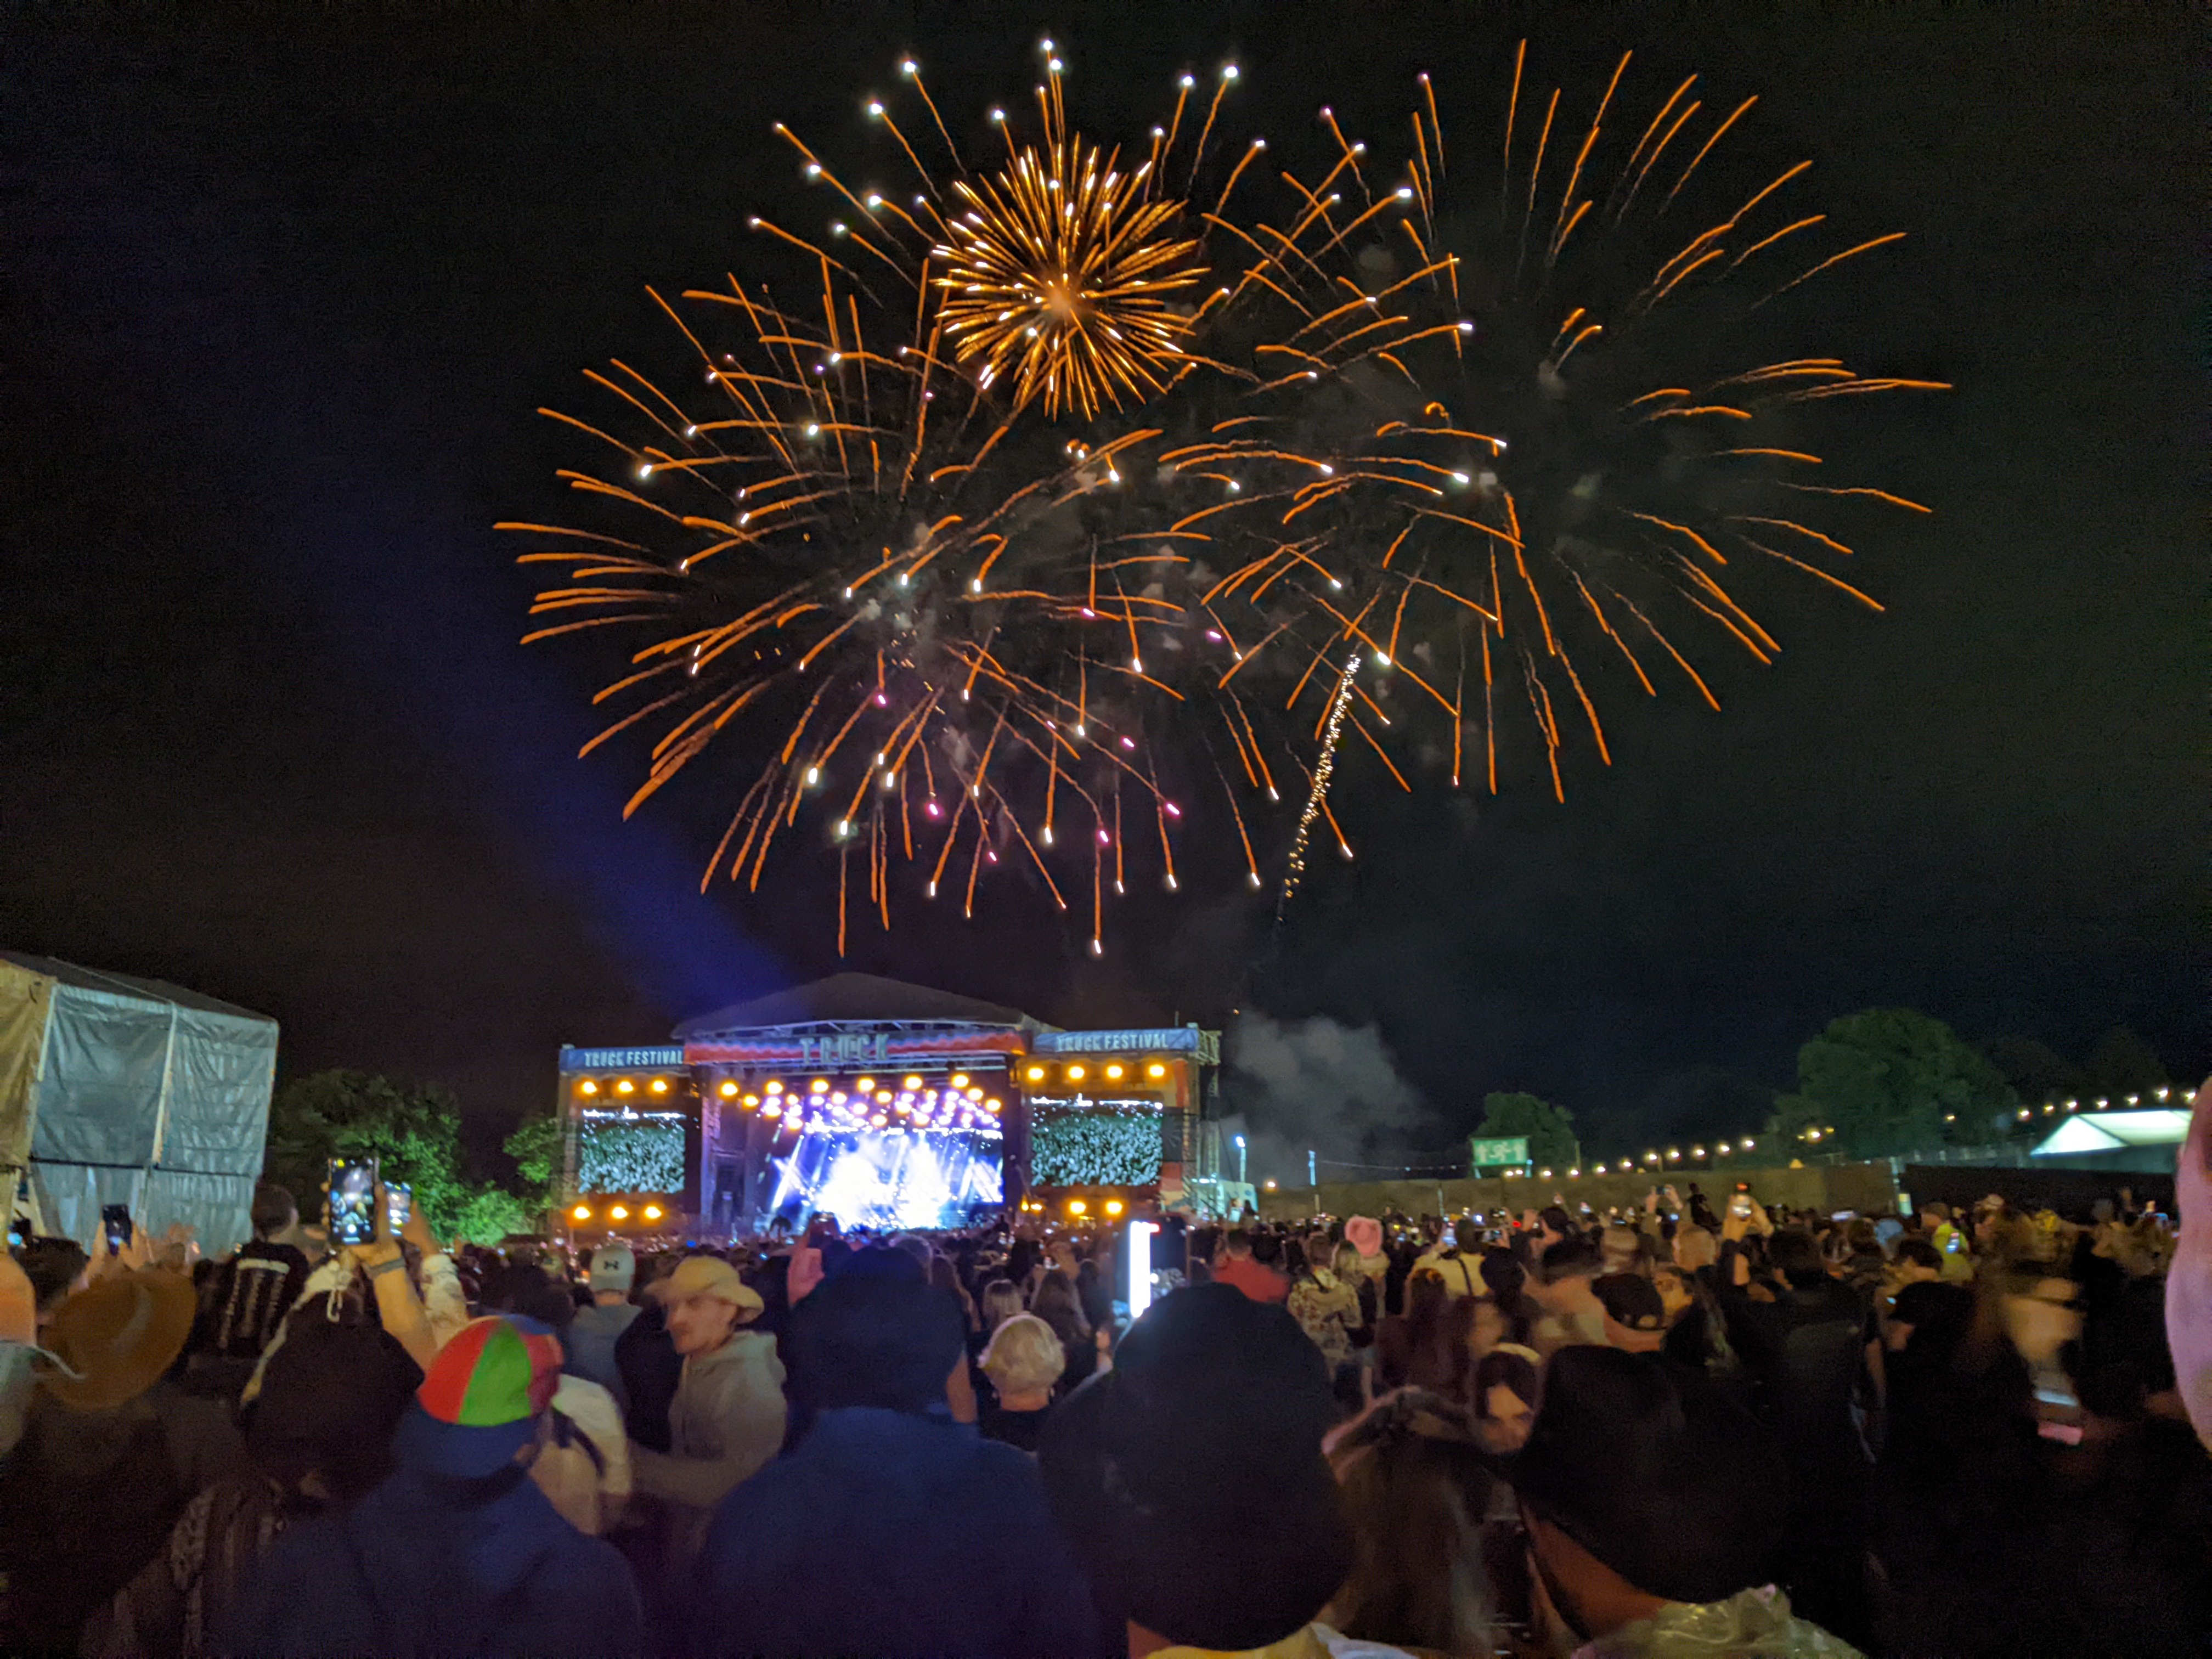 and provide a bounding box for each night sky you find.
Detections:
[5,2,2201,1175]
